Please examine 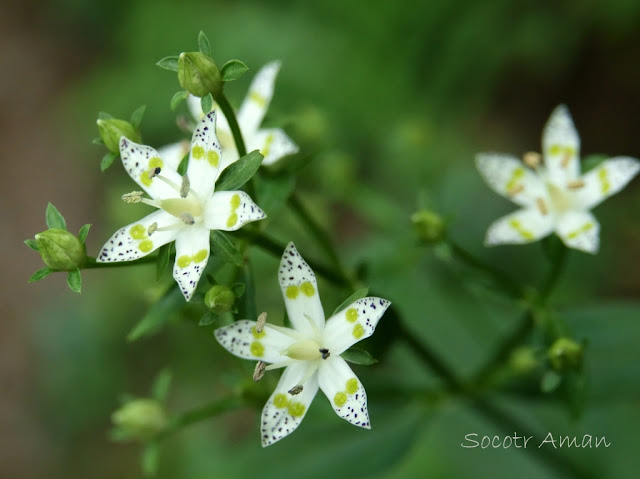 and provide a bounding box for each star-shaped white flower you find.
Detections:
[98,112,266,301]
[214,242,390,447]
[476,105,640,253]
[160,61,298,172]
